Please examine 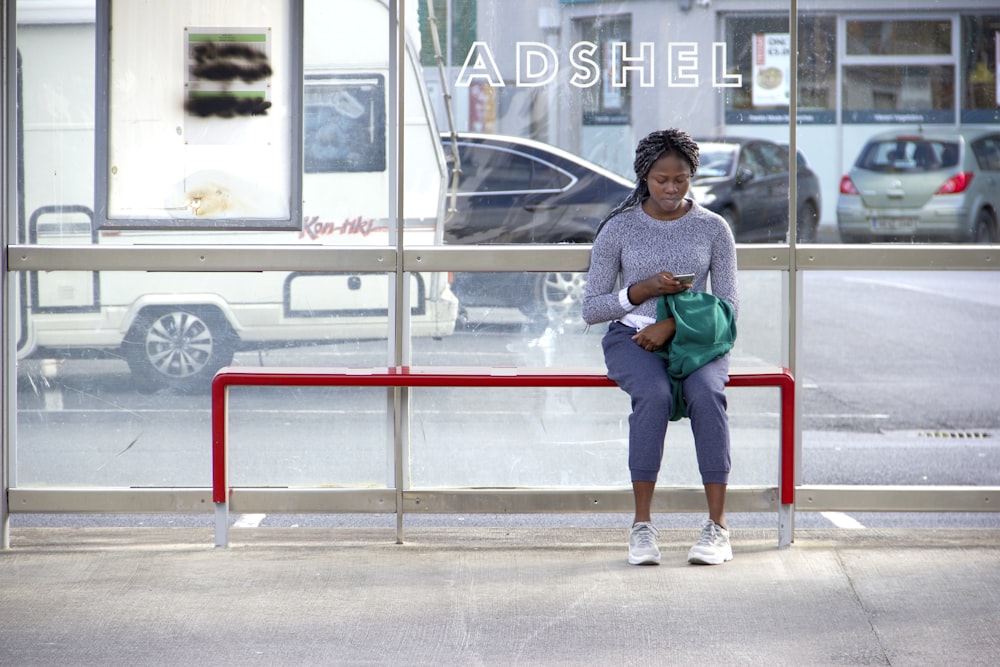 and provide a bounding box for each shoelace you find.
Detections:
[633,524,659,548]
[697,521,724,546]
